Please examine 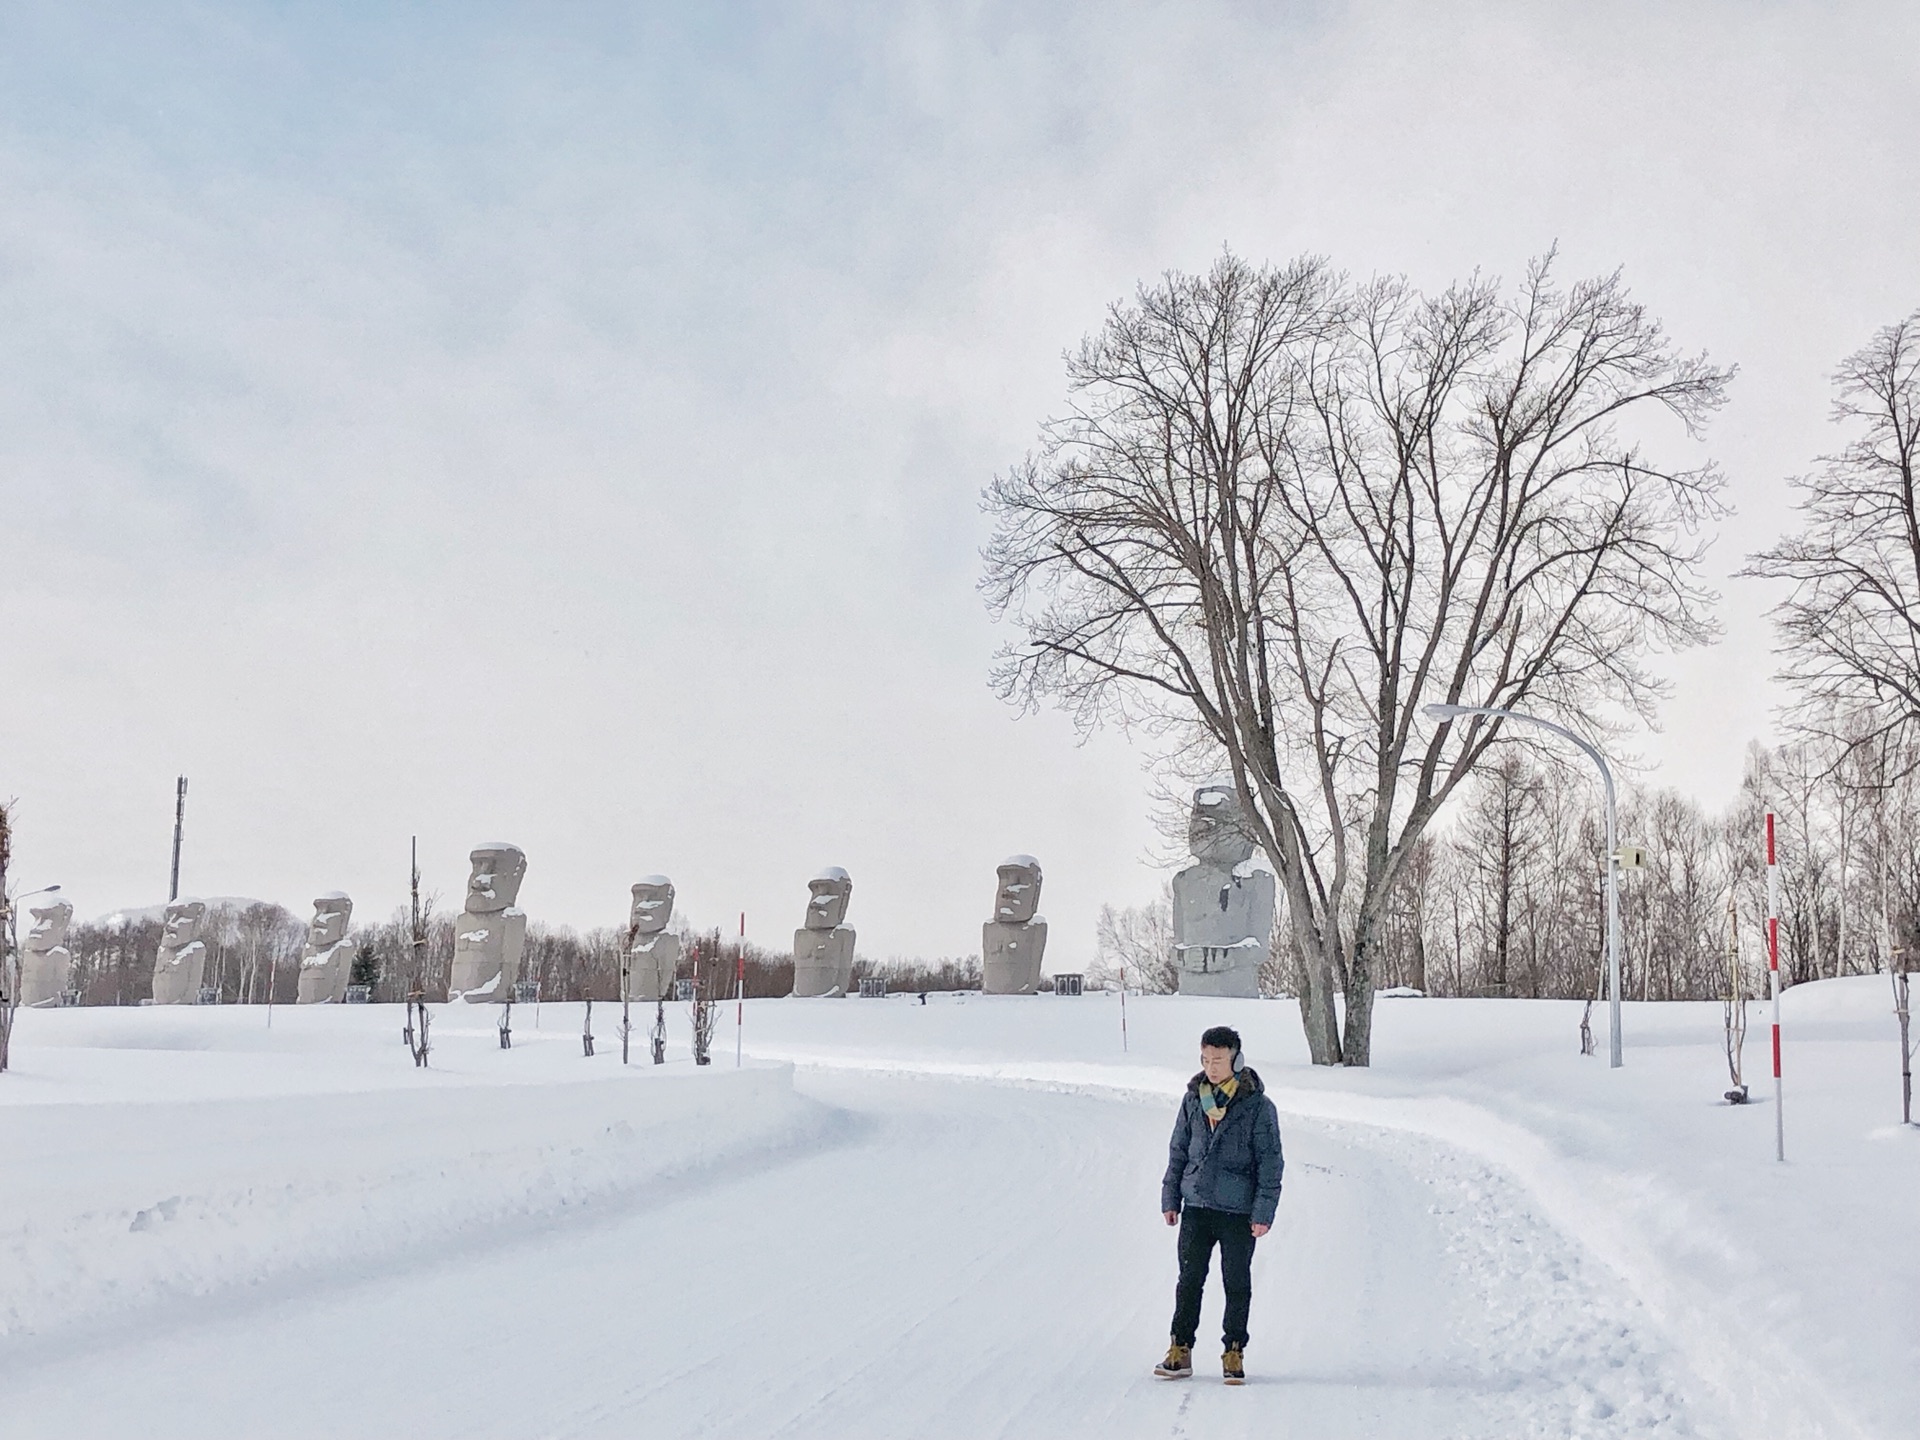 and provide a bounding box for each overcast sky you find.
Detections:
[2,1,1916,966]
